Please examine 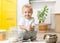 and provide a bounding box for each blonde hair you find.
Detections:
[22,4,33,13]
